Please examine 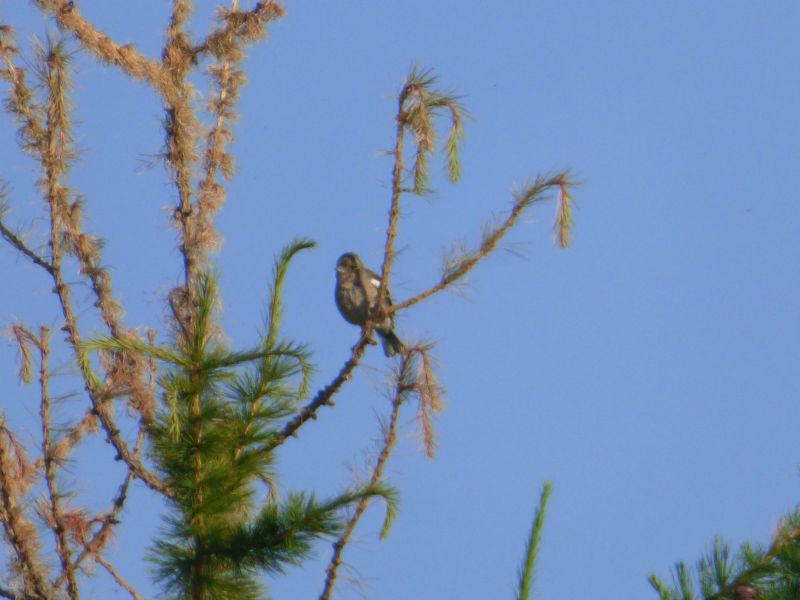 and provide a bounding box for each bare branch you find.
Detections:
[95,554,143,600]
[265,334,371,451]
[0,217,54,275]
